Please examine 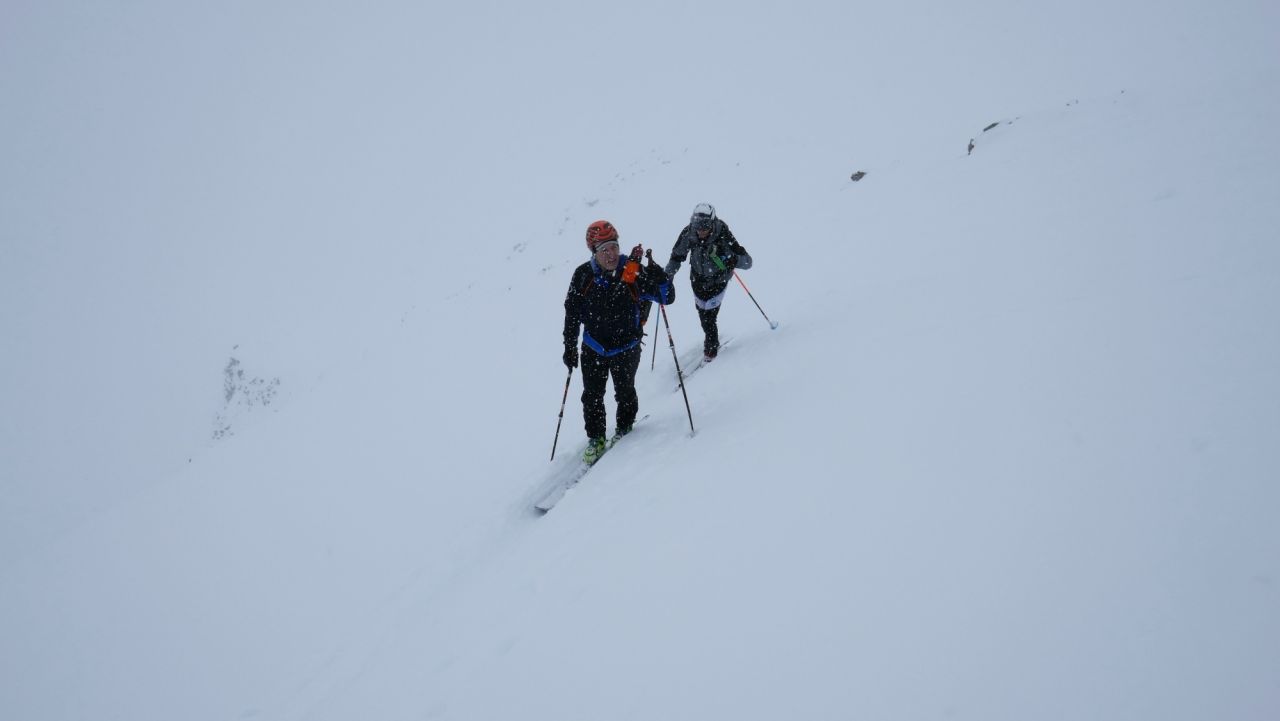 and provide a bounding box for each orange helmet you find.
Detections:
[585,220,619,251]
